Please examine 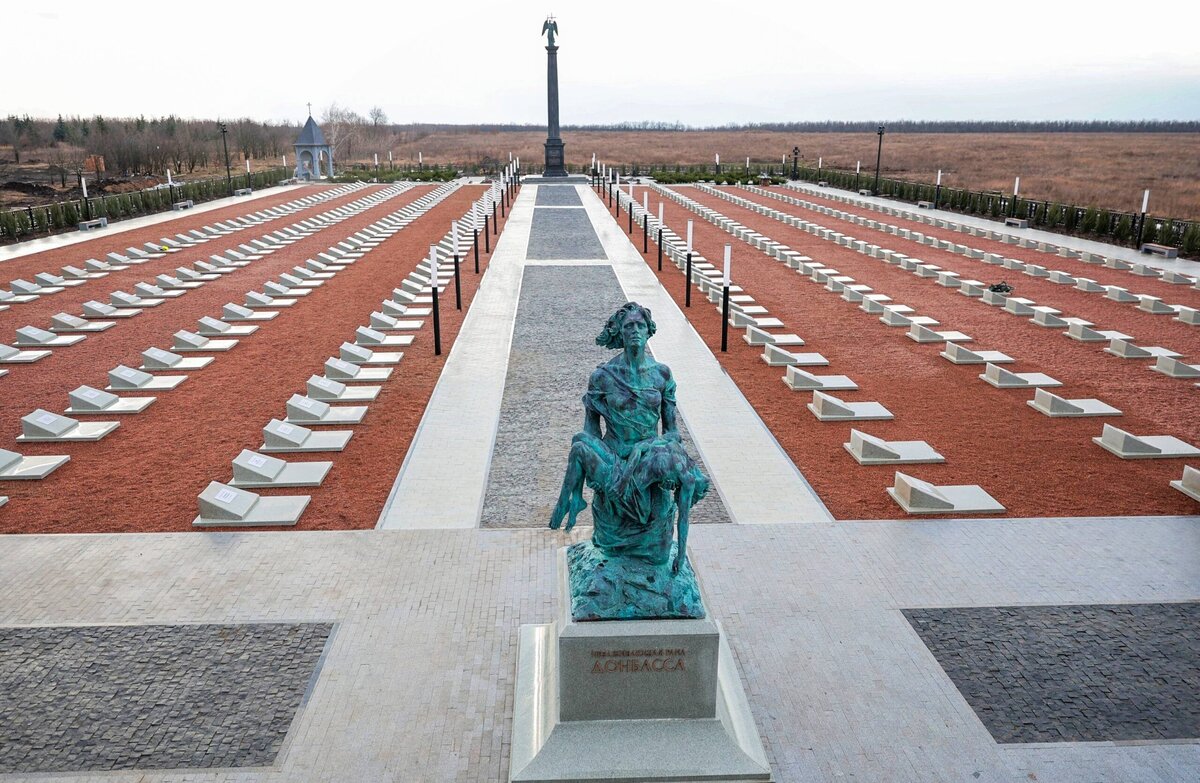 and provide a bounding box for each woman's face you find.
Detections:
[622,310,648,349]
